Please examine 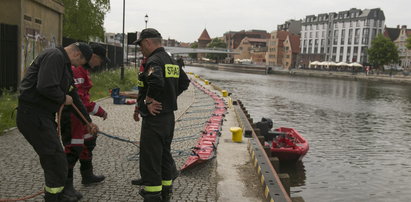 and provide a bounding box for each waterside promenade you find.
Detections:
[0,75,279,201]
[190,62,411,84]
